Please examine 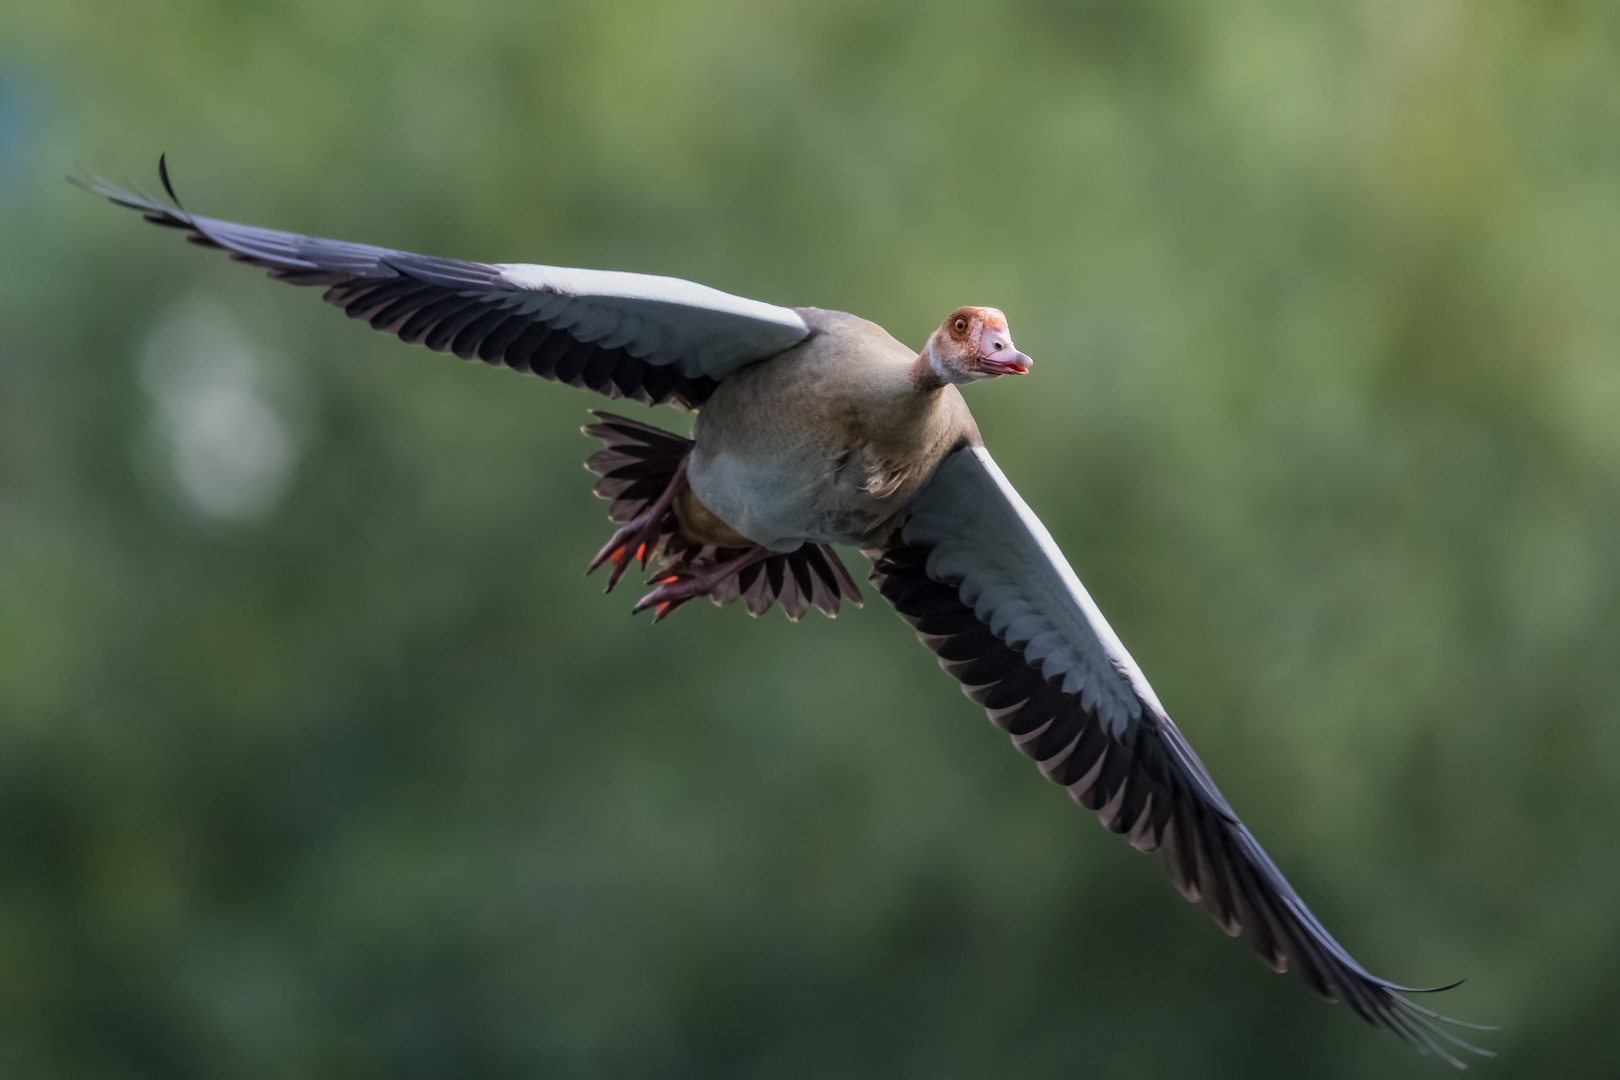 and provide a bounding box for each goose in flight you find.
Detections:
[80,160,1490,1065]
